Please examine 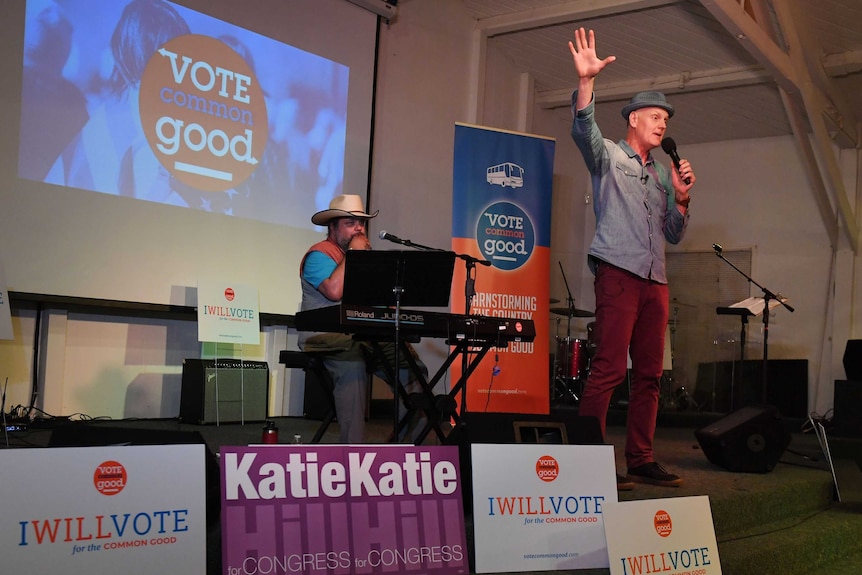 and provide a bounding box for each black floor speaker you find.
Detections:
[695,405,790,473]
[844,341,862,381]
[832,380,862,438]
